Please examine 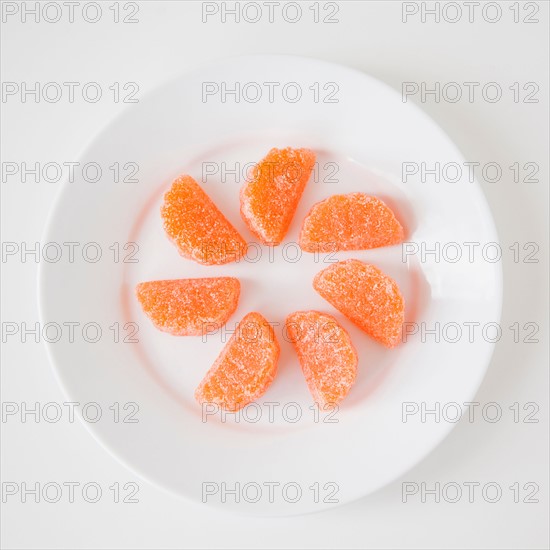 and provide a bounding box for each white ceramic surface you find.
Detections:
[38,55,502,515]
